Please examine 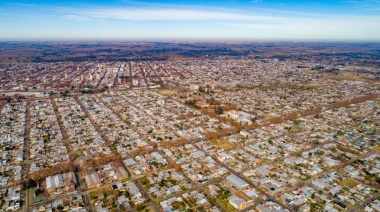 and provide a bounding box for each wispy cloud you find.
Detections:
[252,0,263,3]
[8,3,37,7]
[218,14,380,40]
[343,0,380,11]
[64,15,102,21]
[3,1,379,40]
[62,7,295,22]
